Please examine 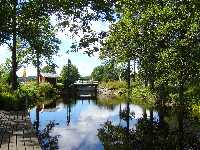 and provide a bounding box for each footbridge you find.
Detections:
[74,79,99,87]
[74,79,99,93]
